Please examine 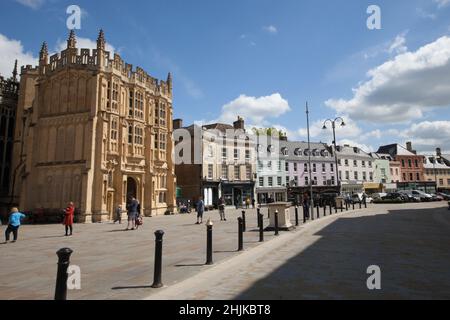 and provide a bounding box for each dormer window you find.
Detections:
[304,149,310,156]
[294,148,302,156]
[281,147,289,156]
